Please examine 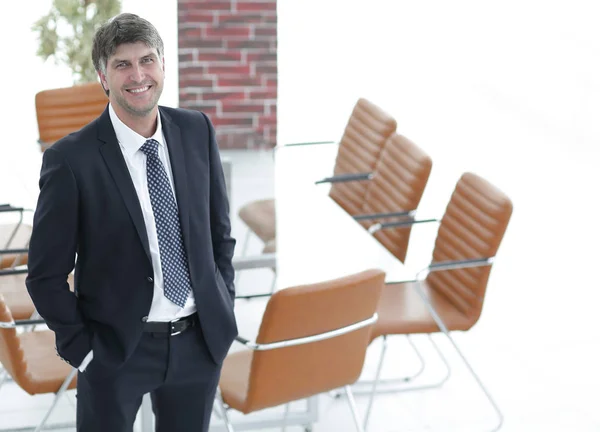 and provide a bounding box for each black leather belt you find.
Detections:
[143,314,198,336]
